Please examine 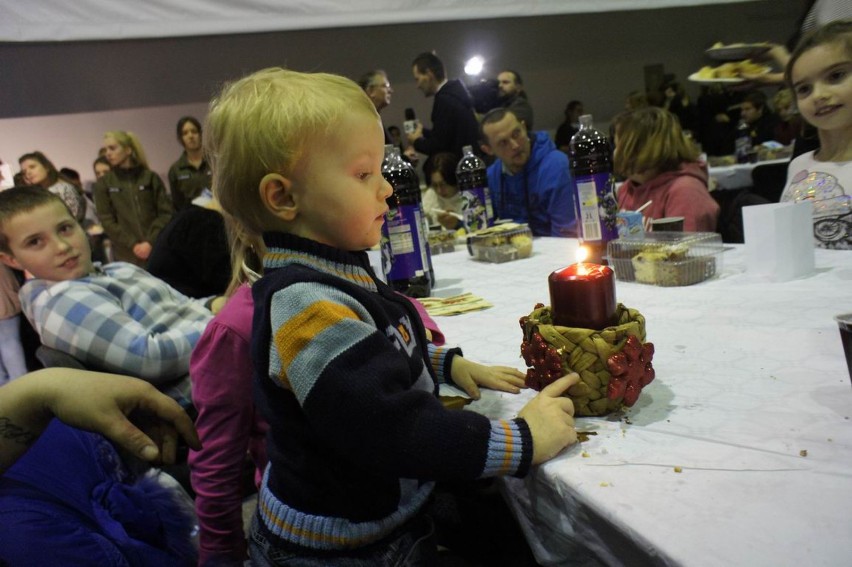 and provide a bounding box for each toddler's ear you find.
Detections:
[259,173,297,221]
